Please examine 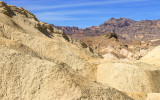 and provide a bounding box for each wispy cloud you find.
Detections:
[6,0,48,4]
[35,9,123,21]
[39,17,80,21]
[35,9,121,16]
[36,15,107,21]
[36,14,80,21]
[25,0,148,11]
[35,12,109,21]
